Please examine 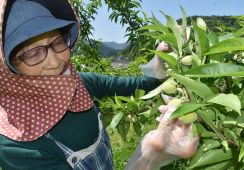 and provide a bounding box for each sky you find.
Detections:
[90,0,244,43]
